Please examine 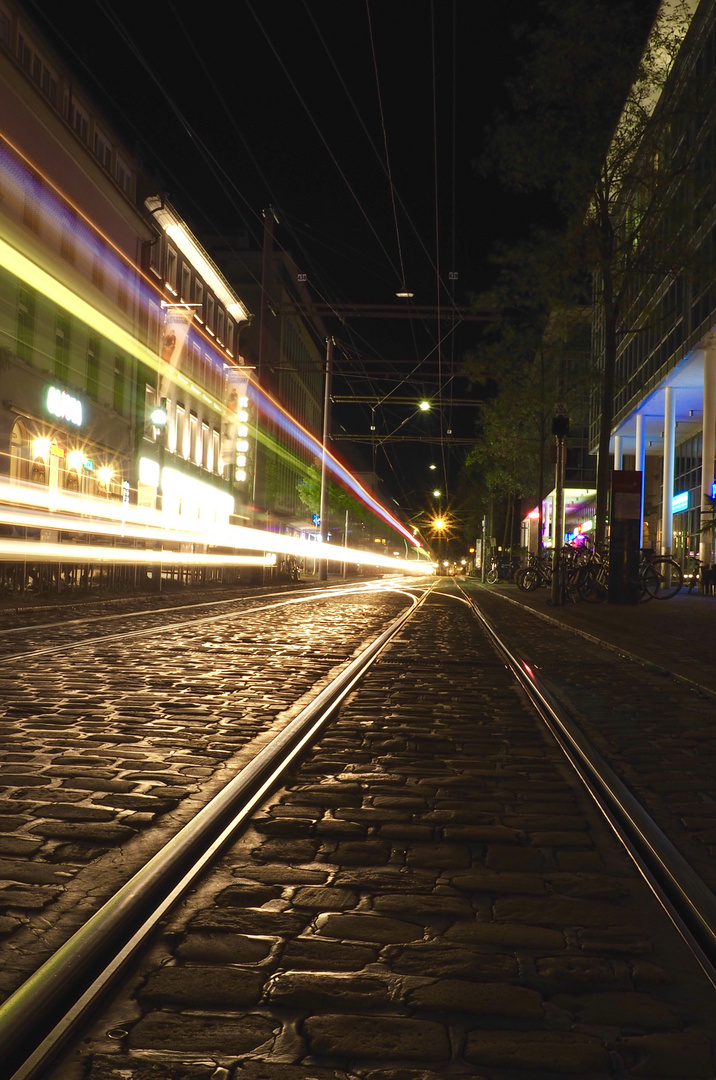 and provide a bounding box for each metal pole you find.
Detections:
[319,337,333,582]
[551,434,566,605]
